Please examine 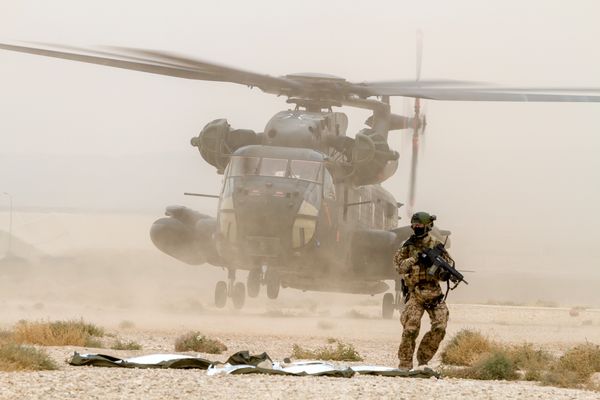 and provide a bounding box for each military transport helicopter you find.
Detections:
[2,41,600,318]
